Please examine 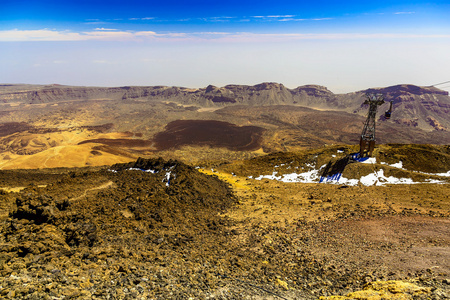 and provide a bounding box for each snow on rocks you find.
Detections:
[110,161,176,186]
[359,157,377,164]
[249,158,448,186]
[380,161,404,169]
[435,171,450,177]
[127,168,156,173]
[250,164,325,183]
